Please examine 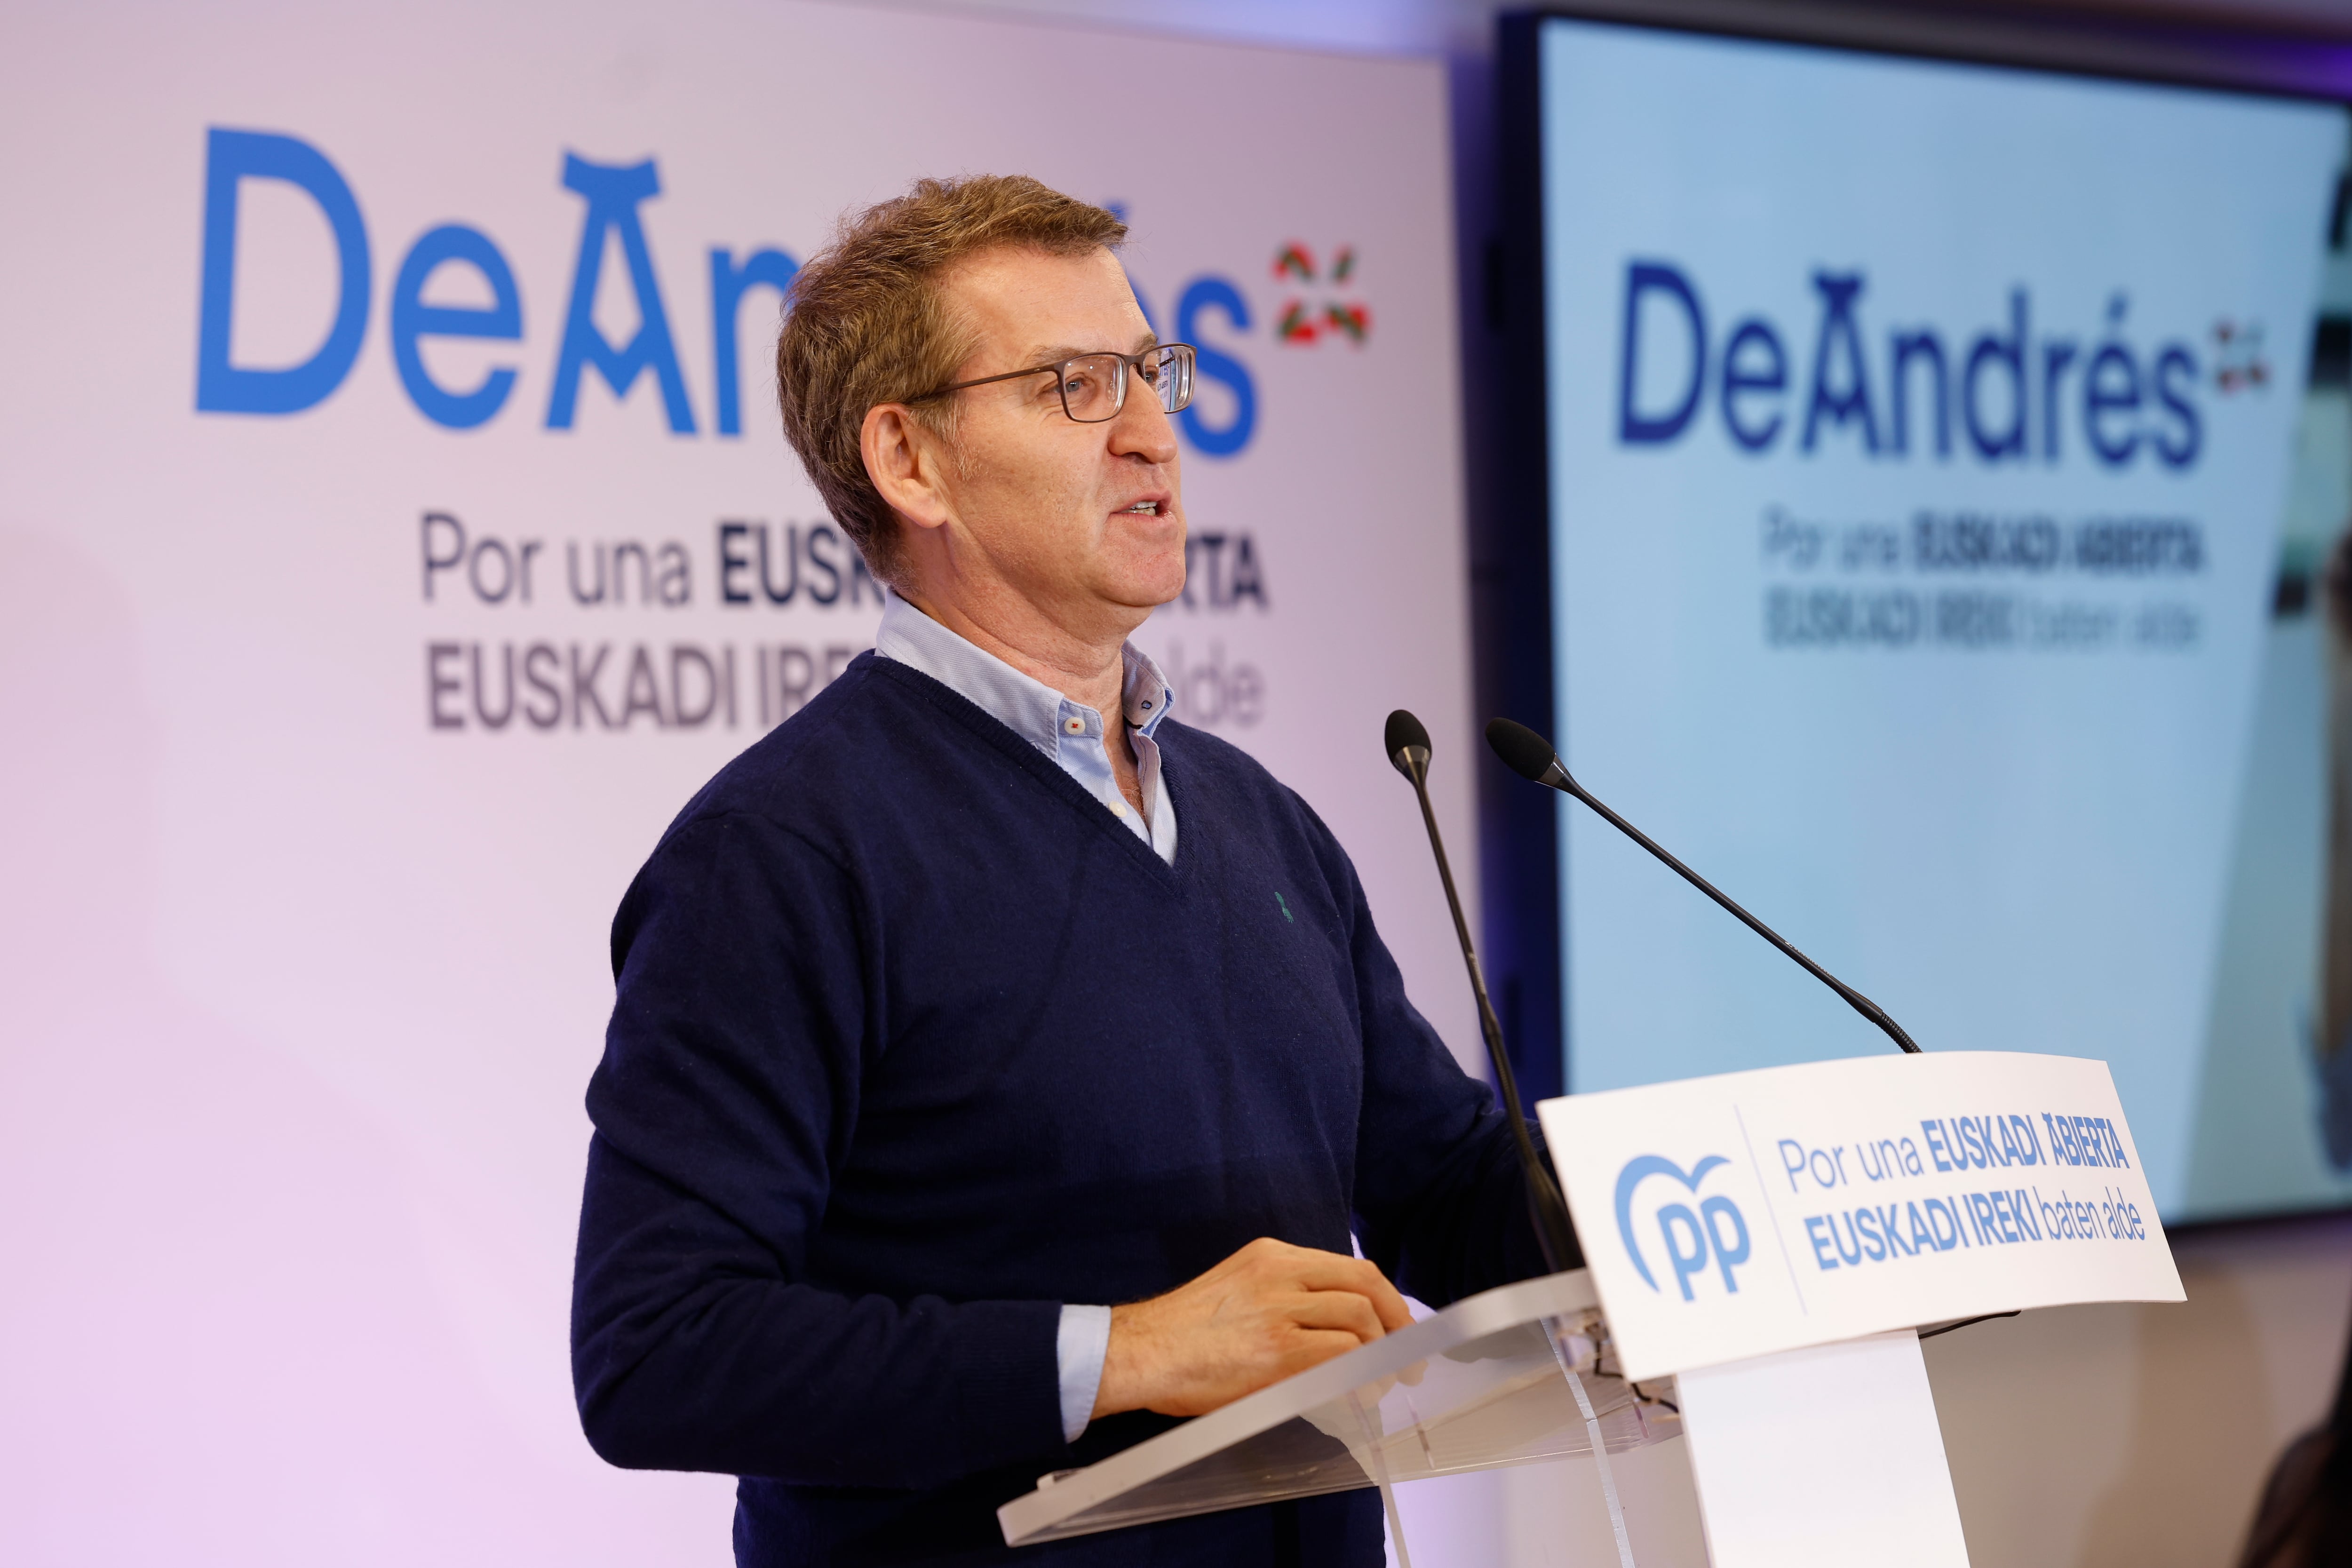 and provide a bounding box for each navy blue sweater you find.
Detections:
[572,653,1546,1566]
